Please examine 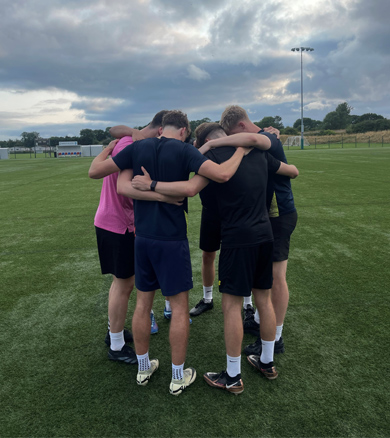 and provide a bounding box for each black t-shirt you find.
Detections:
[199,180,220,221]
[204,146,281,248]
[260,131,296,216]
[112,137,208,240]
